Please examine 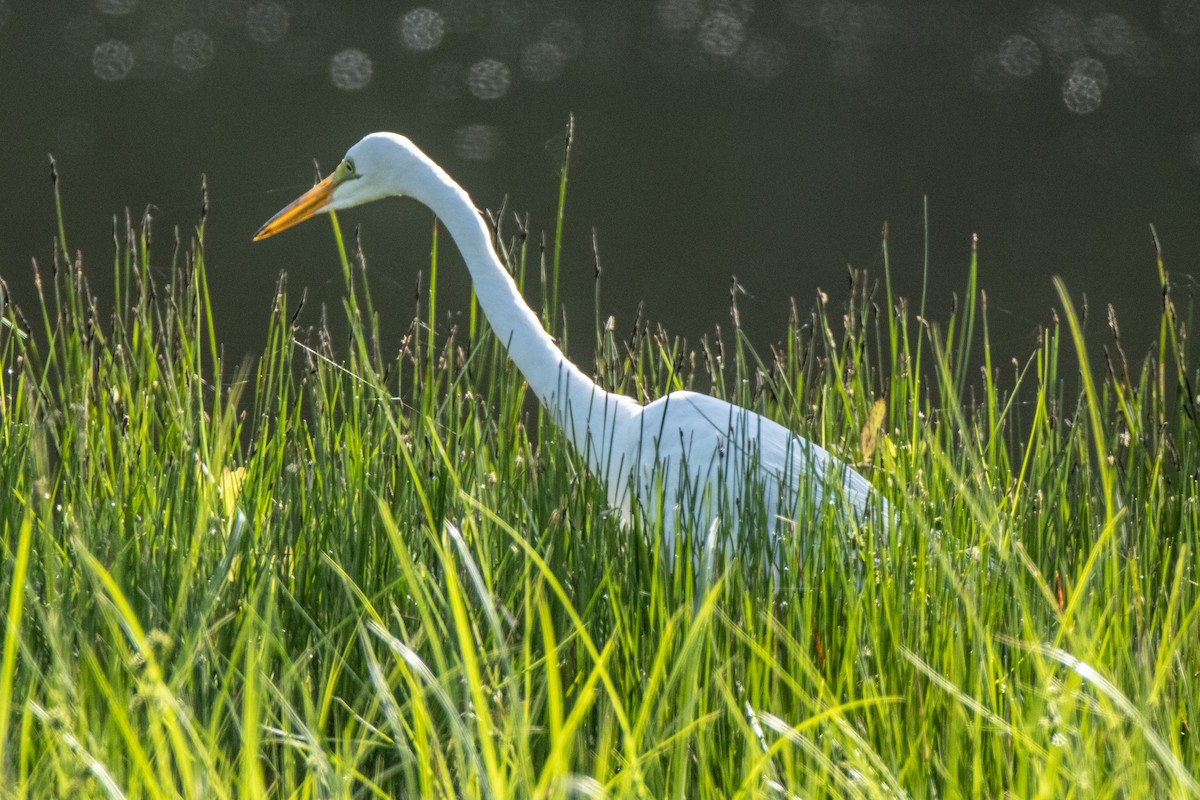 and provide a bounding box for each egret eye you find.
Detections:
[344,160,355,174]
